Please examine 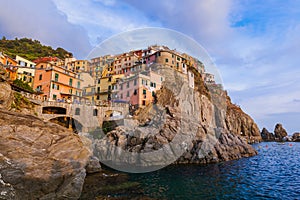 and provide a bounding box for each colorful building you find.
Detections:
[82,85,95,102]
[116,70,164,107]
[96,72,124,101]
[33,62,83,102]
[17,67,35,87]
[16,55,36,68]
[4,65,18,81]
[89,55,114,79]
[109,51,140,75]
[0,53,17,66]
[66,59,90,73]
